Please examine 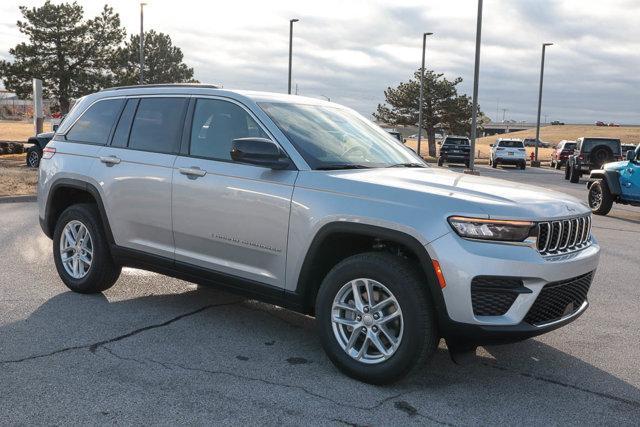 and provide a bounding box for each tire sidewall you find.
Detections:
[52,204,117,293]
[315,254,435,384]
